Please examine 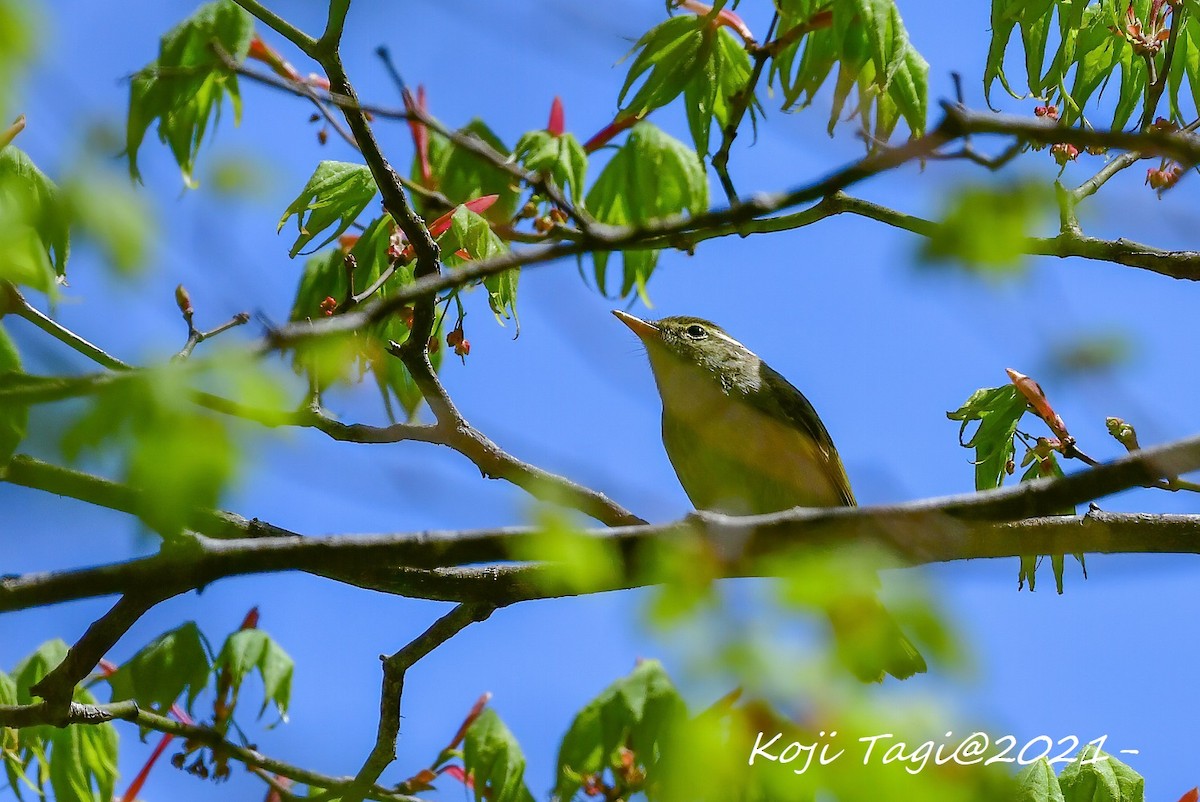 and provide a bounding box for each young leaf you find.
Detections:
[432,120,521,224]
[0,145,69,285]
[617,13,758,156]
[1015,759,1066,802]
[463,709,535,802]
[0,324,28,467]
[126,0,254,185]
[12,640,70,704]
[585,122,708,298]
[438,206,518,323]
[946,385,1028,492]
[279,161,378,257]
[1058,746,1145,802]
[1018,452,1080,592]
[554,659,686,800]
[48,714,119,802]
[513,129,588,204]
[212,629,294,720]
[772,0,927,140]
[107,622,211,715]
